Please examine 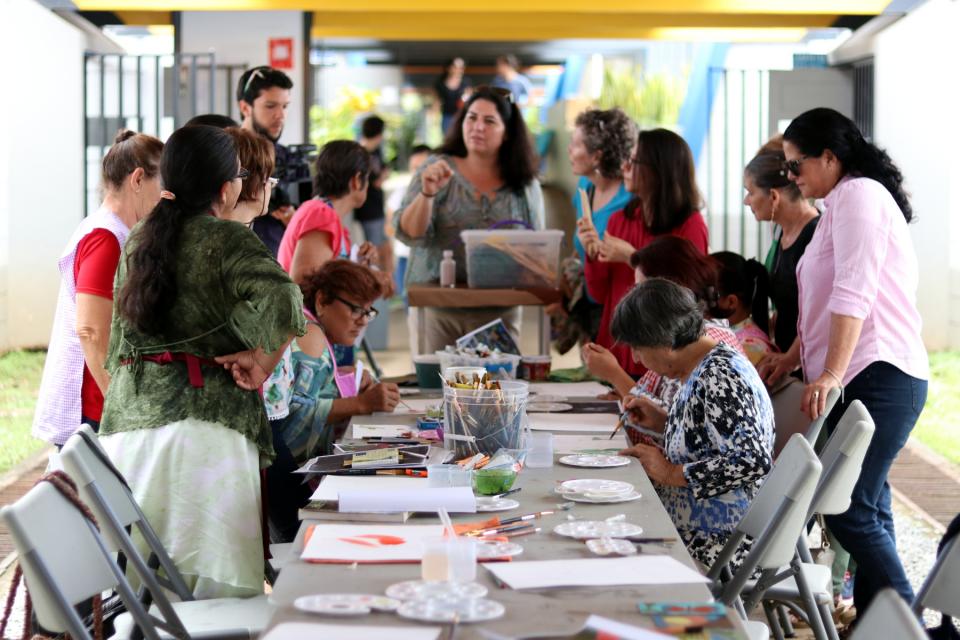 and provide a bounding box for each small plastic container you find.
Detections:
[525,431,554,468]
[472,468,518,496]
[421,537,477,583]
[461,229,564,289]
[414,354,442,389]
[518,355,552,381]
[440,250,456,288]
[438,352,521,380]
